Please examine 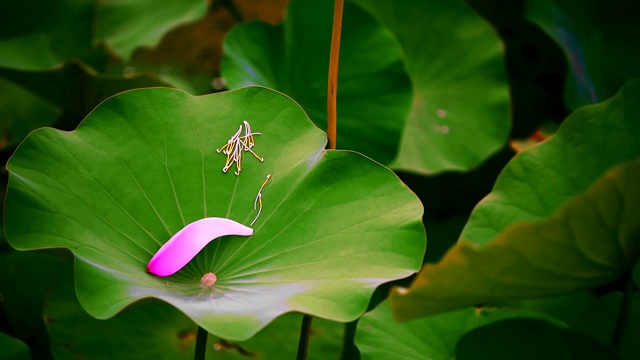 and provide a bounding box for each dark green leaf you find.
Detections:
[96,0,208,60]
[0,0,106,70]
[0,332,31,360]
[0,77,60,150]
[390,80,640,320]
[0,250,70,360]
[462,80,640,246]
[526,0,640,109]
[494,291,596,327]
[5,86,425,340]
[356,300,563,360]
[0,61,170,130]
[354,0,511,173]
[456,318,619,360]
[575,291,640,360]
[576,292,621,346]
[393,155,640,320]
